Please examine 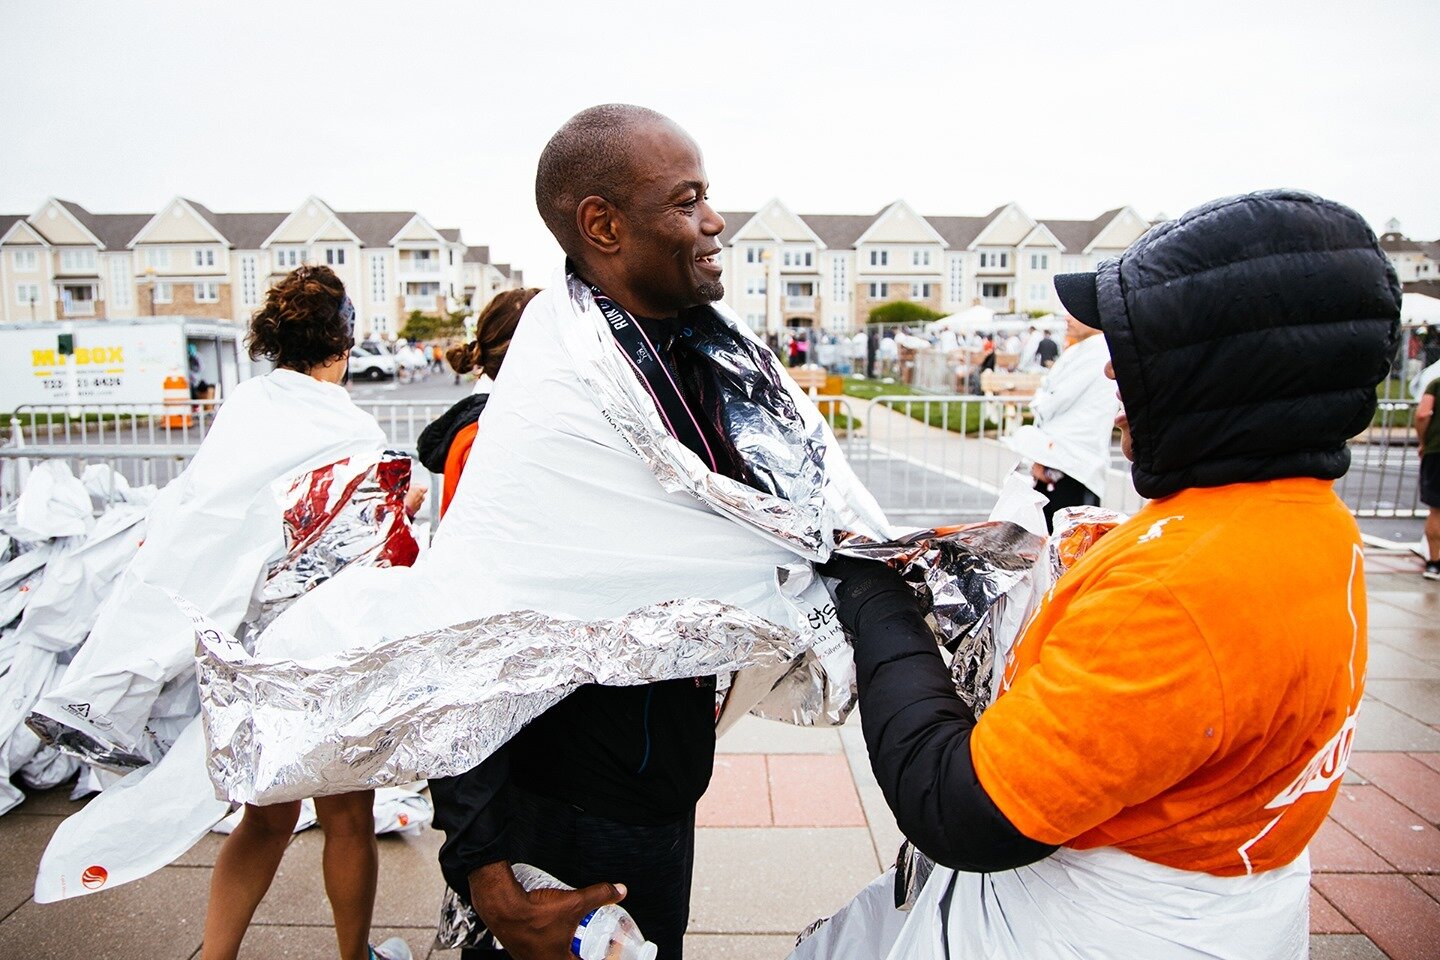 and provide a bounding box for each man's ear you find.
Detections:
[576,196,622,258]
